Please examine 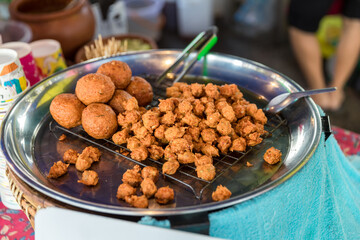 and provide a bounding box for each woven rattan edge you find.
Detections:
[5,165,80,228]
